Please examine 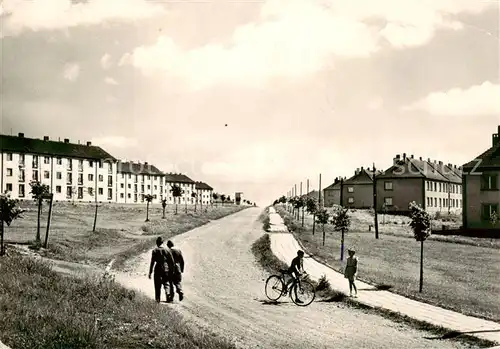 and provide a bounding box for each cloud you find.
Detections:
[100,53,112,70]
[63,63,80,81]
[104,77,118,85]
[121,0,492,89]
[0,0,165,36]
[402,81,500,116]
[90,136,138,149]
